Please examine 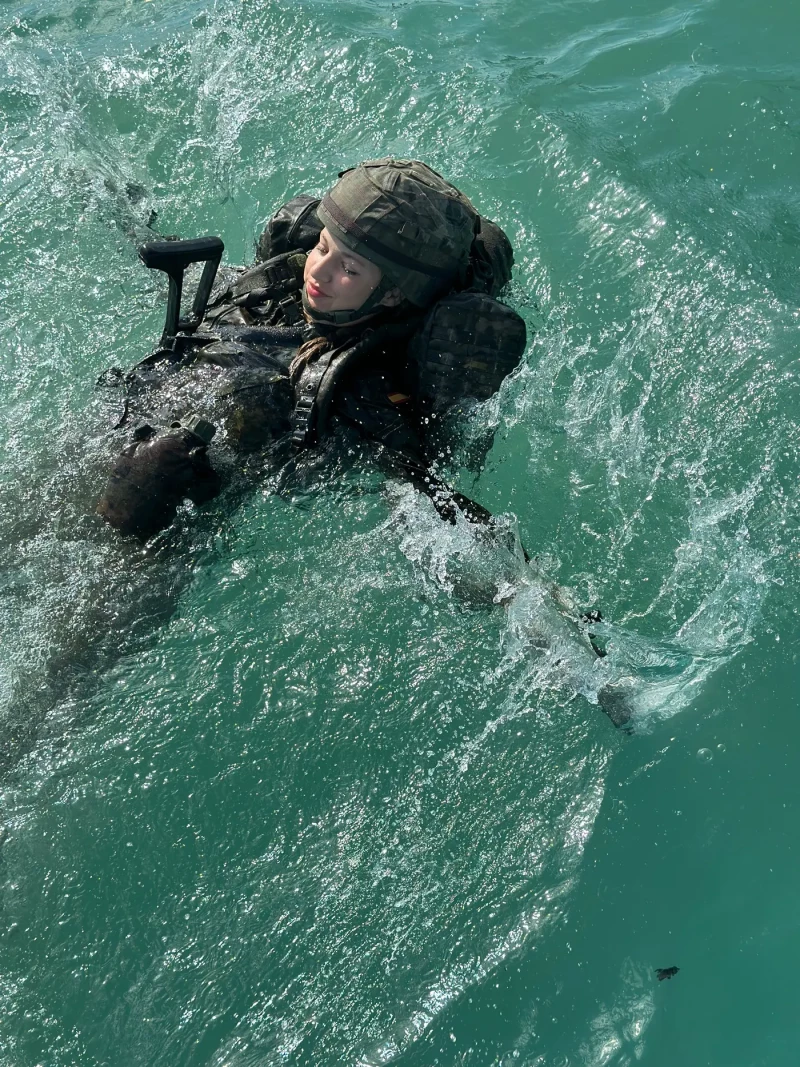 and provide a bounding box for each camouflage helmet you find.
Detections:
[316,158,478,309]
